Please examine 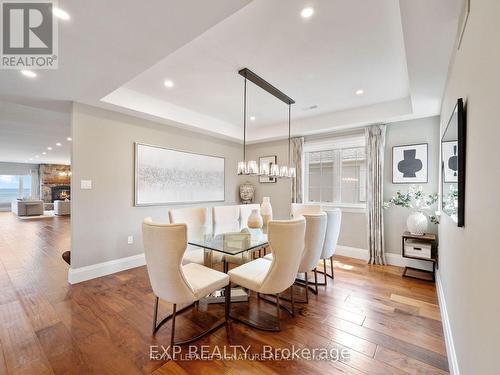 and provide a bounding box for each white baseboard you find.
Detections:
[67,253,146,284]
[436,271,460,375]
[335,245,433,271]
